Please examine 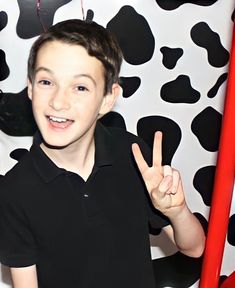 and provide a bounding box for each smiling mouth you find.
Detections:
[47,115,74,129]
